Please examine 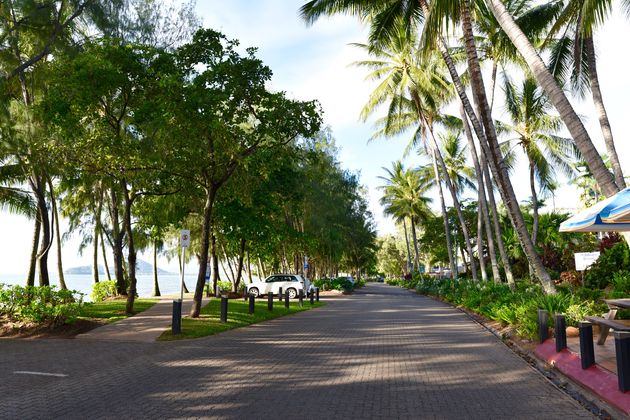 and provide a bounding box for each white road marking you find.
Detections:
[13,371,68,377]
